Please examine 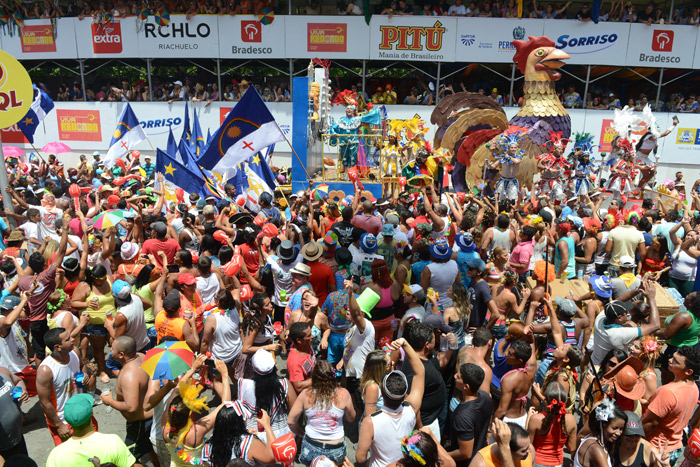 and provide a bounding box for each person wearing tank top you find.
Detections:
[105,282,150,375]
[357,338,425,467]
[554,222,576,280]
[287,361,356,466]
